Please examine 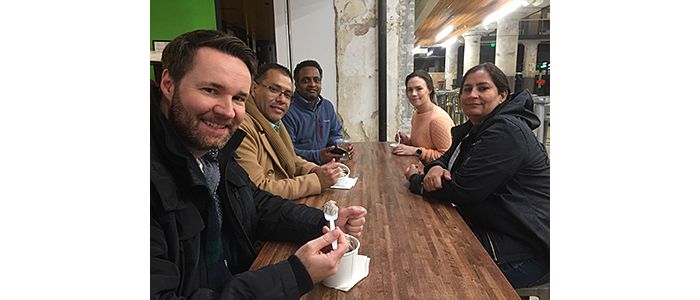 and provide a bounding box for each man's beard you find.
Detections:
[169,90,234,153]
